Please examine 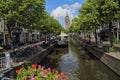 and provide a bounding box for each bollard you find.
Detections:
[5,53,11,68]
